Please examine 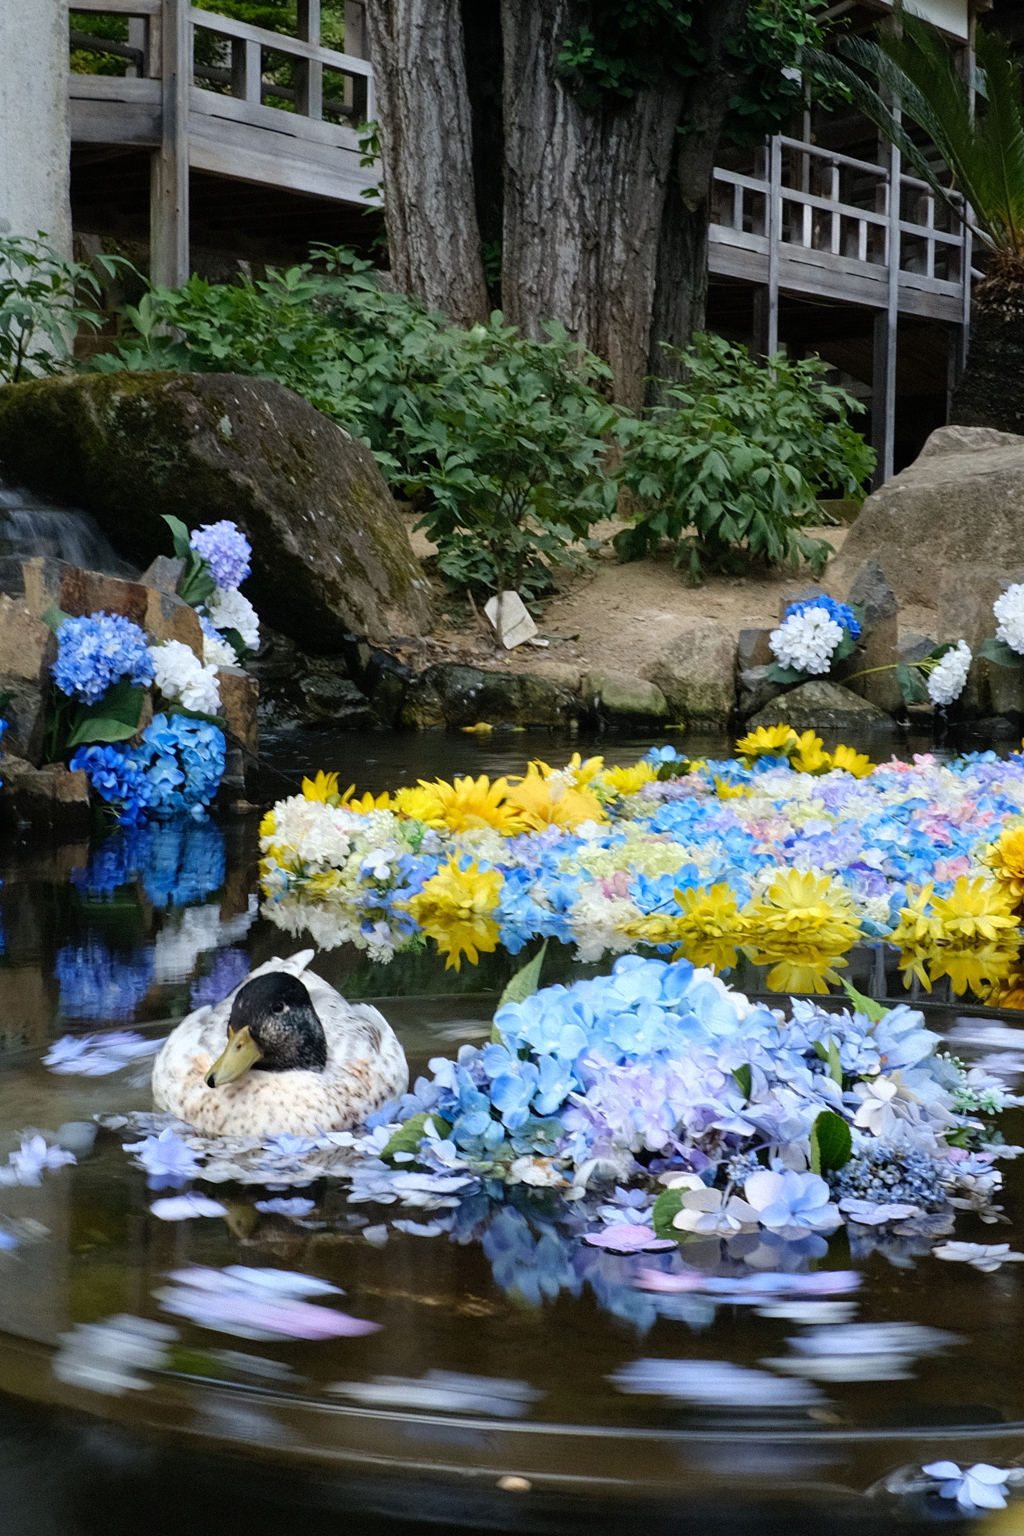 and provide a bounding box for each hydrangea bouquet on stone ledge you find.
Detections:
[768,594,972,709]
[40,519,259,823]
